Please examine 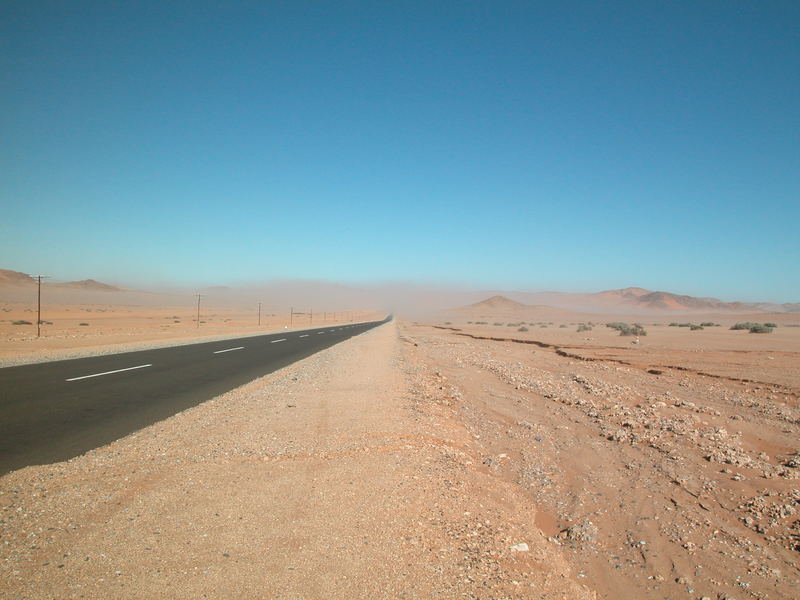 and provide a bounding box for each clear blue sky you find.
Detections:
[2,2,798,301]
